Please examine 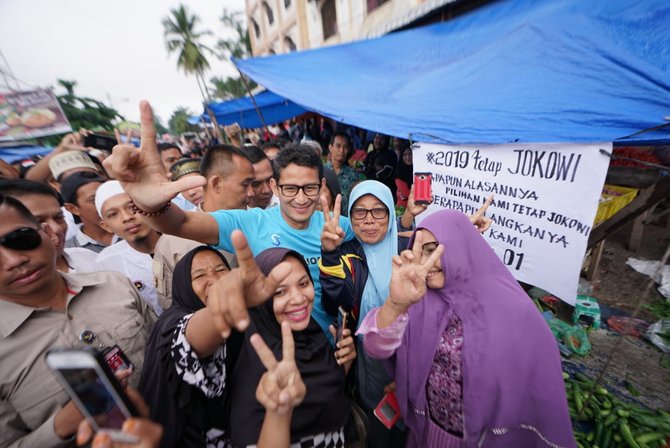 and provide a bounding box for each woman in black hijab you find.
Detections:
[229,248,354,448]
[139,246,237,447]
